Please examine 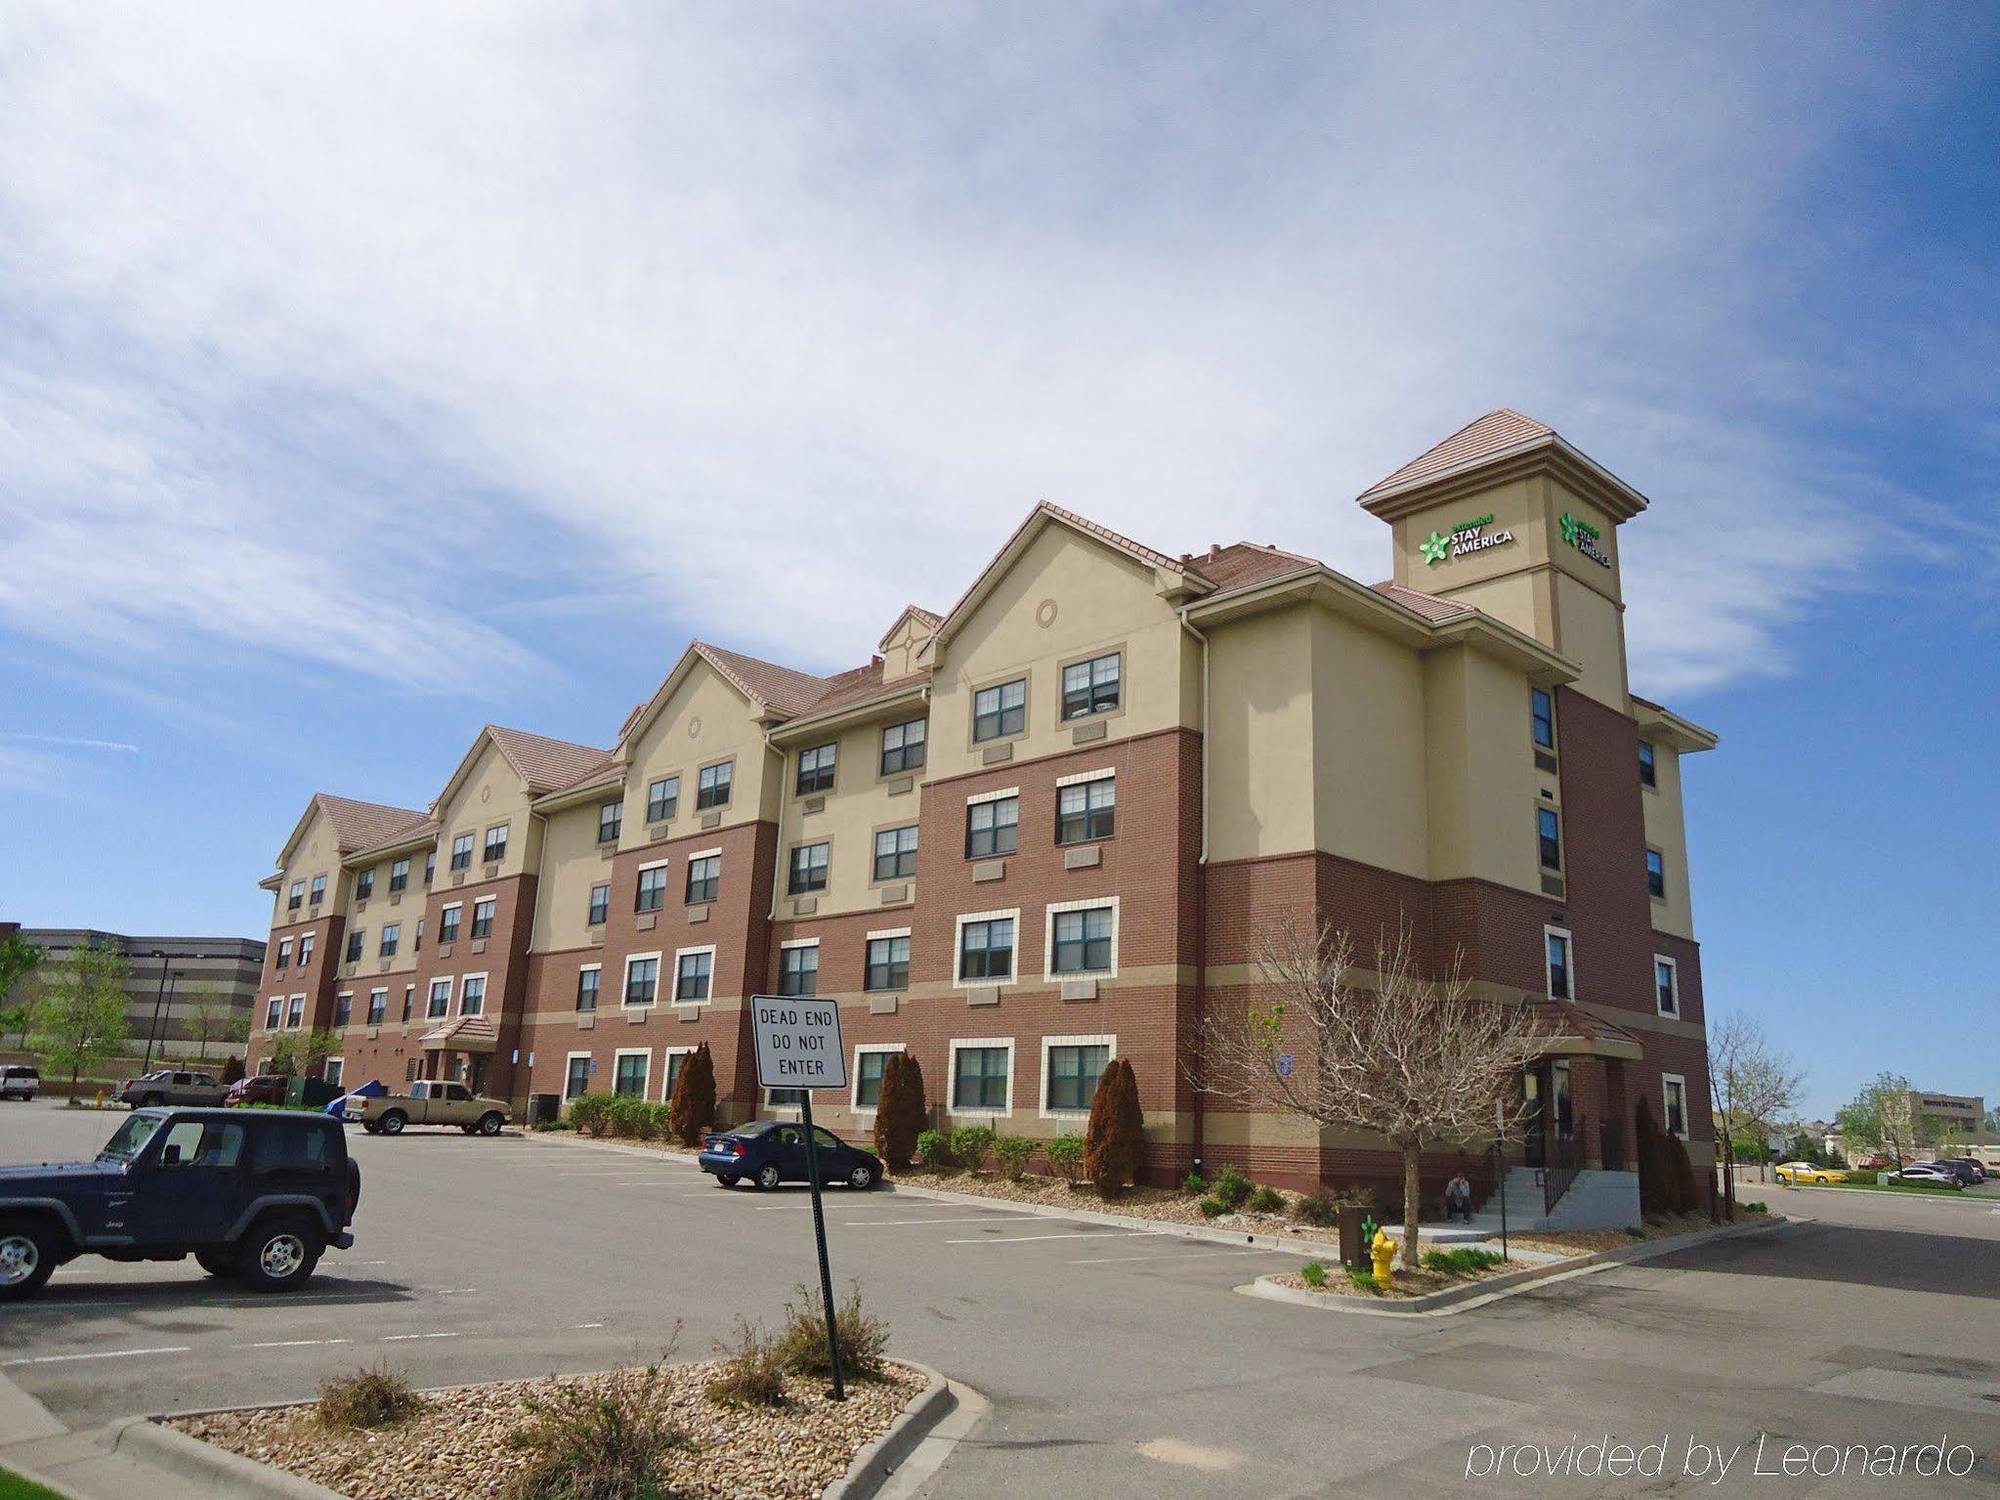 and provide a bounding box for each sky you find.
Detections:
[1,4,1994,1119]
